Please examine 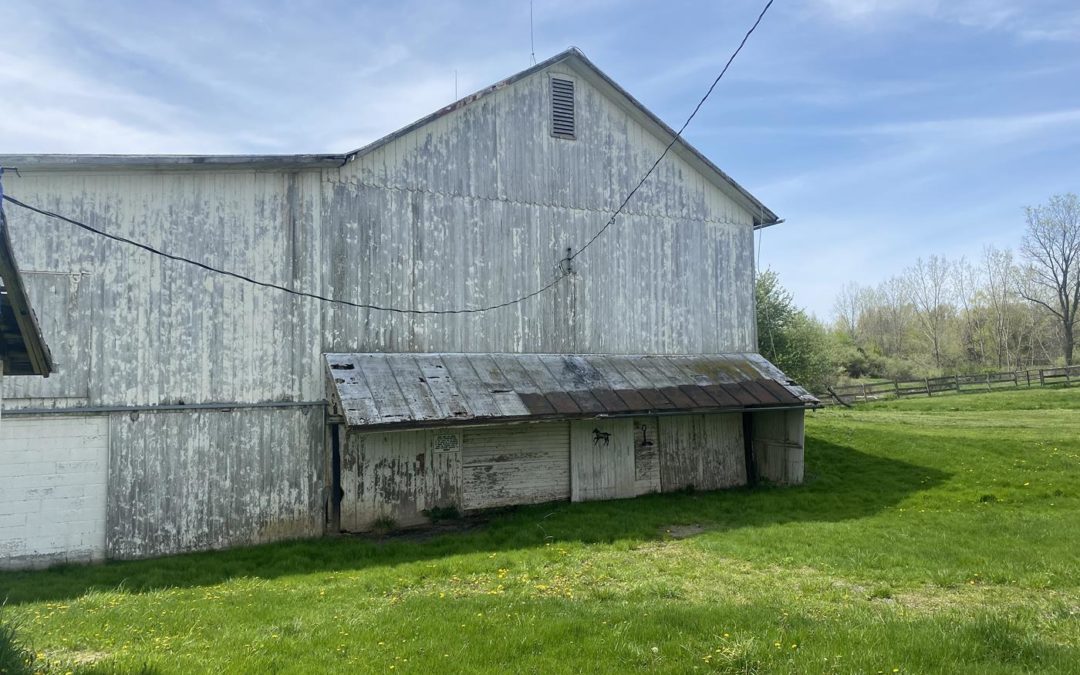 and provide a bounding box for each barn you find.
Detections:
[0,48,815,568]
